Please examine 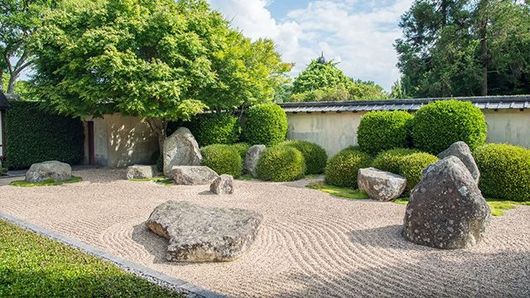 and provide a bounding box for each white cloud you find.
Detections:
[208,0,414,91]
